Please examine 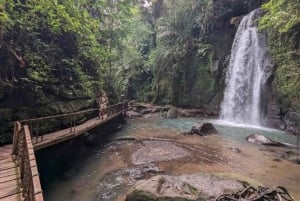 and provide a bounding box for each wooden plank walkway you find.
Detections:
[0,102,127,201]
[0,145,22,201]
[32,112,123,150]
